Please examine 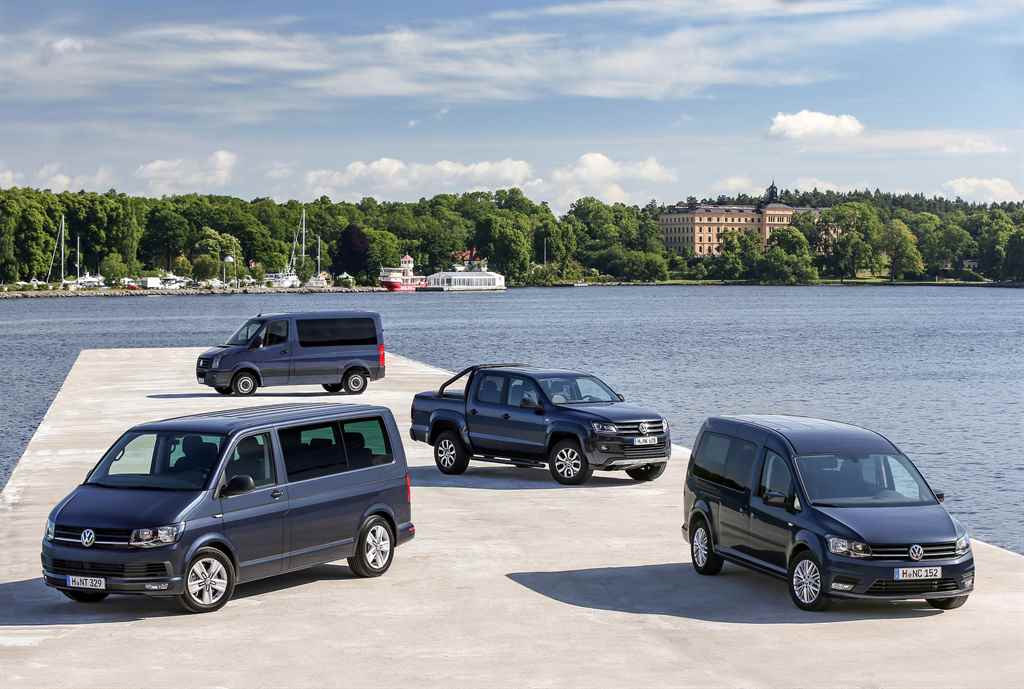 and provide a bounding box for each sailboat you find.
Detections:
[45,215,68,286]
[266,208,305,288]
